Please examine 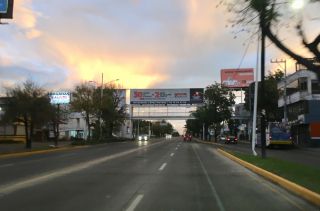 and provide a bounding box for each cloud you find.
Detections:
[13,0,42,39]
[0,0,318,96]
